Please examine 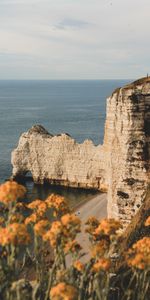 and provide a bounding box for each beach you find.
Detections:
[68,193,107,264]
